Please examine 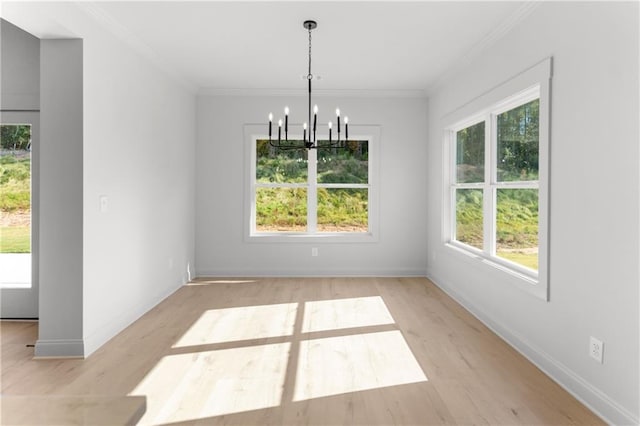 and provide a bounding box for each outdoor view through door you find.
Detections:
[0,123,32,287]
